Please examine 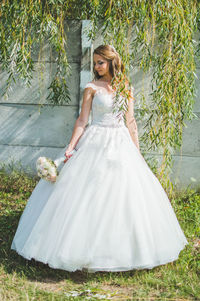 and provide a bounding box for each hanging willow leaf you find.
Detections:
[0,0,200,191]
